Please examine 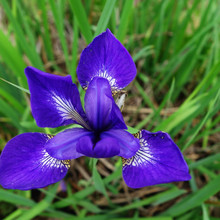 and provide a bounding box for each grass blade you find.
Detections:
[69,0,93,44]
[95,0,117,36]
[161,175,220,217]
[116,0,133,42]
